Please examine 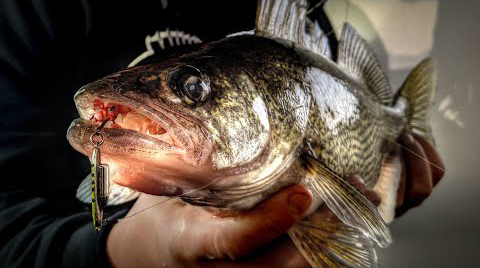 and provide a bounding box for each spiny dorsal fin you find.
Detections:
[255,0,332,58]
[305,18,332,59]
[338,23,393,105]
